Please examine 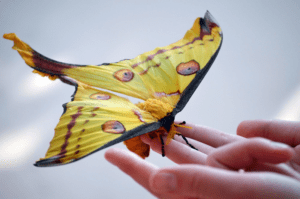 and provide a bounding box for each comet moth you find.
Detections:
[4,11,222,166]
